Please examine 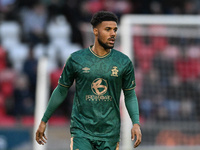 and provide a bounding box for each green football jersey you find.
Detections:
[58,46,136,142]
